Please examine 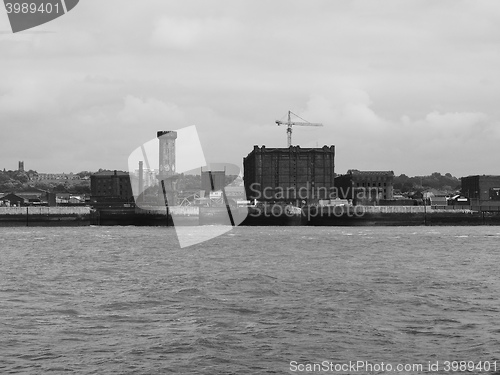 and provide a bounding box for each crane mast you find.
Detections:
[276,110,323,147]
